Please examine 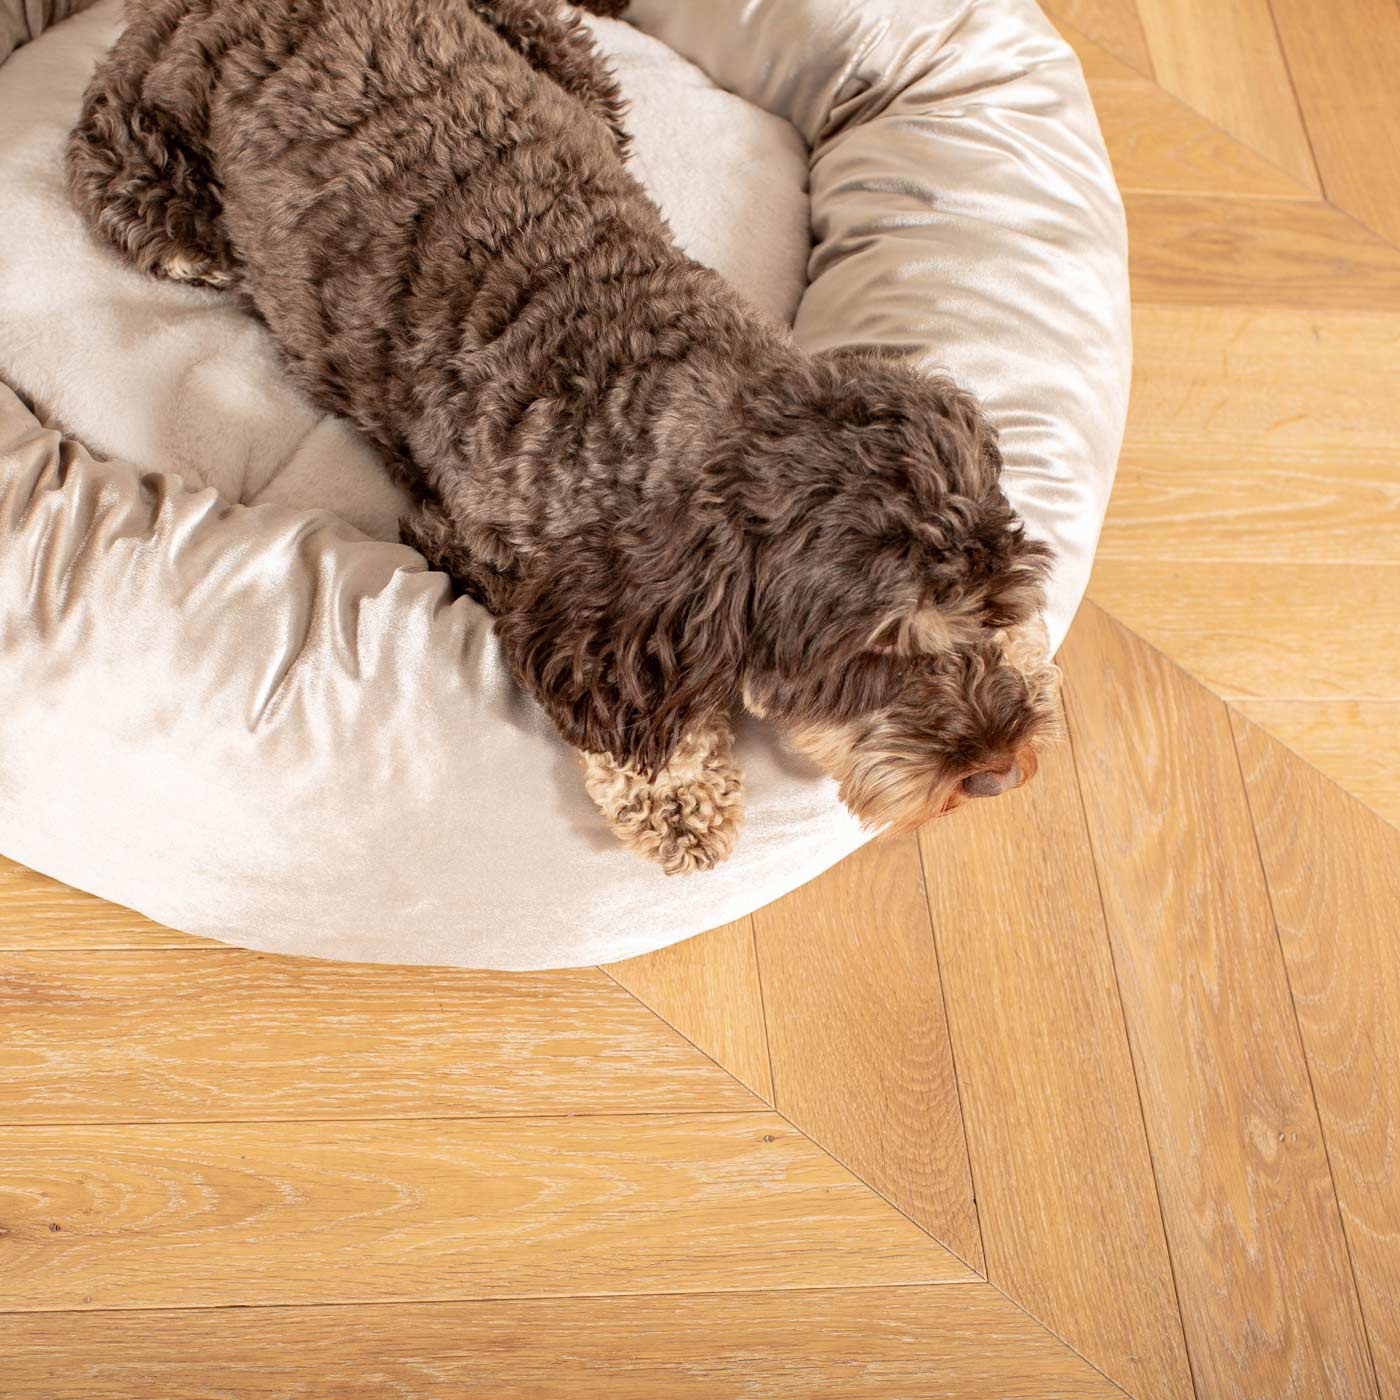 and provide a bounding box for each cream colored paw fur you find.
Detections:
[581,724,744,875]
[159,251,231,286]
